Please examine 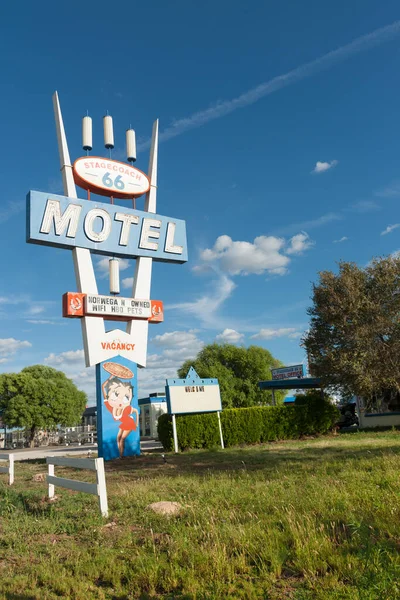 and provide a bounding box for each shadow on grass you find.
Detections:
[18,458,47,465]
[104,436,400,480]
[5,595,38,600]
[5,595,37,600]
